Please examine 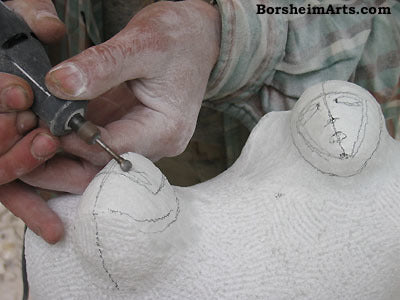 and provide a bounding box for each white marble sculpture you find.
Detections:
[25,81,400,299]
